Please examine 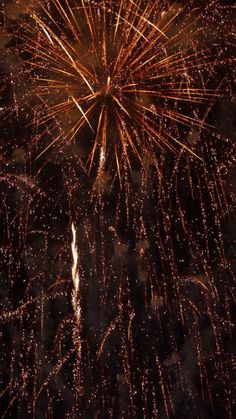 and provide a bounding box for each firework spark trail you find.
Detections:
[71,222,83,394]
[71,222,80,322]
